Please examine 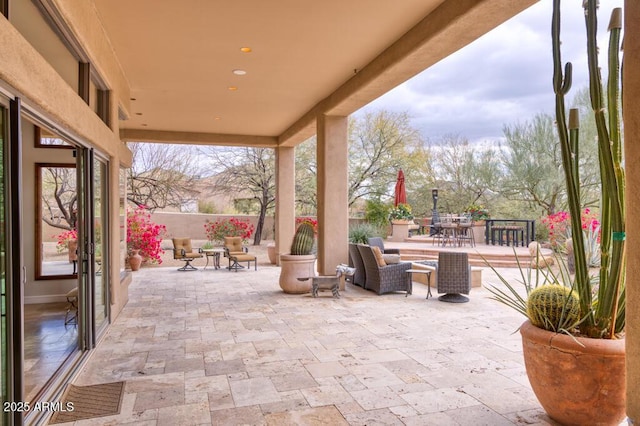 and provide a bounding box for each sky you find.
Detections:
[358,0,624,144]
